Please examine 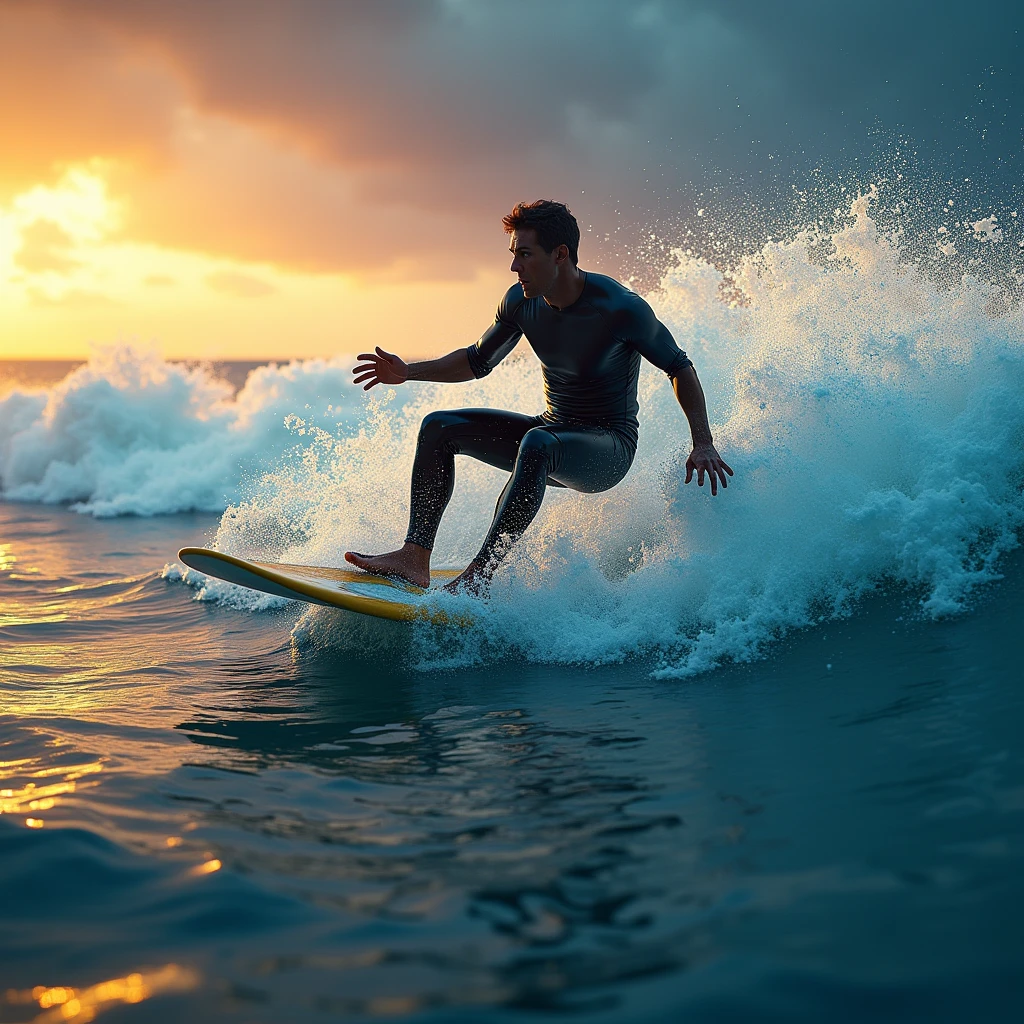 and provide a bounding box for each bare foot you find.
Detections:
[442,560,492,596]
[345,542,431,589]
